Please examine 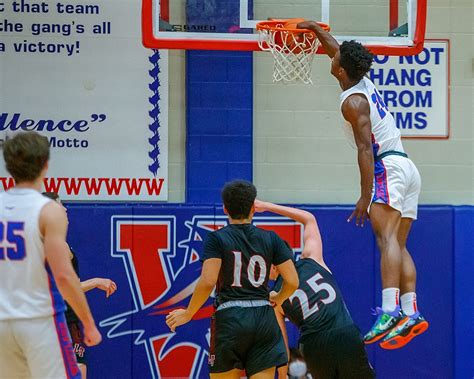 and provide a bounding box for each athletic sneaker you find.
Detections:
[379,313,429,350]
[363,306,407,344]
